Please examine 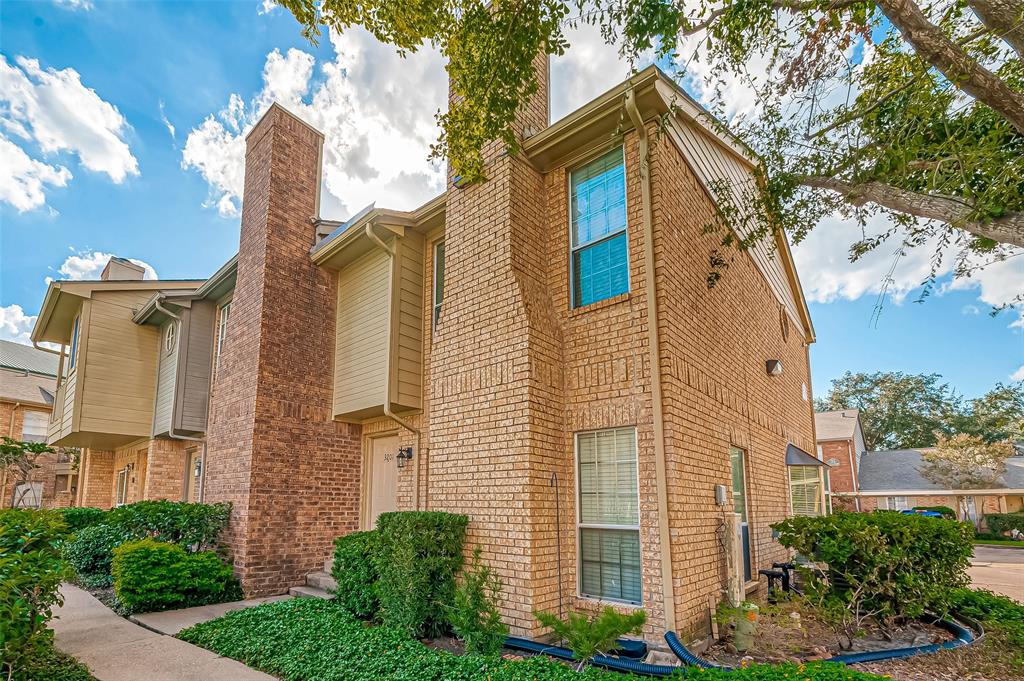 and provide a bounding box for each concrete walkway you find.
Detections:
[51,584,277,681]
[132,594,290,635]
[969,545,1024,603]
